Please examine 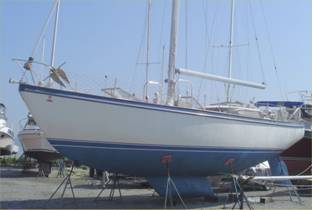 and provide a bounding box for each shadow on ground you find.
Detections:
[74,182,151,190]
[0,167,38,178]
[0,195,225,209]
